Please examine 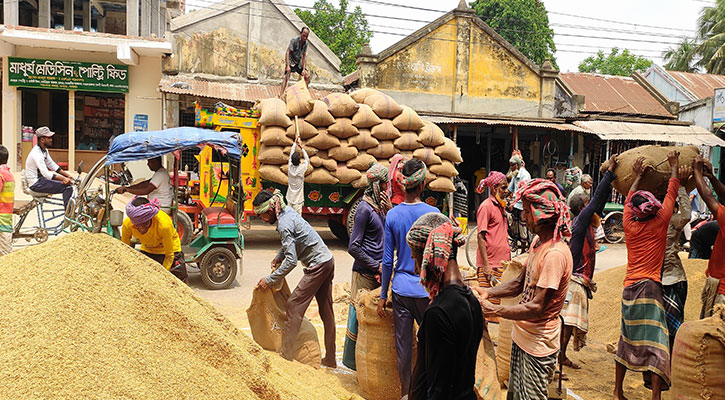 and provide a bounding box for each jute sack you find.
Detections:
[435,138,462,163]
[258,145,287,165]
[349,129,379,150]
[496,259,526,385]
[600,145,699,197]
[425,172,438,185]
[329,142,359,162]
[400,150,414,159]
[413,147,442,166]
[475,326,504,400]
[352,174,368,188]
[350,88,383,104]
[351,104,382,129]
[310,149,326,167]
[281,164,313,177]
[336,165,362,184]
[371,120,401,141]
[307,130,340,150]
[364,94,403,119]
[283,145,318,157]
[259,165,288,185]
[393,106,425,131]
[394,132,423,150]
[261,126,294,146]
[428,177,455,192]
[367,141,396,159]
[285,80,314,117]
[305,100,335,127]
[347,153,377,171]
[430,161,459,177]
[286,120,318,139]
[323,93,359,117]
[328,118,360,139]
[306,168,339,185]
[419,122,446,147]
[257,98,293,128]
[671,304,725,398]
[246,280,322,368]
